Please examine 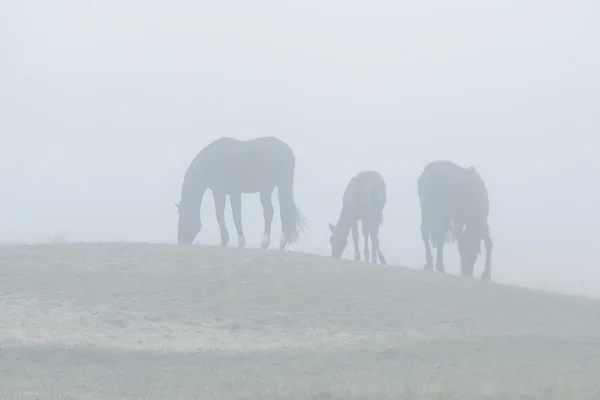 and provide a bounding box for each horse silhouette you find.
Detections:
[329,171,386,264]
[176,136,306,250]
[417,160,493,280]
